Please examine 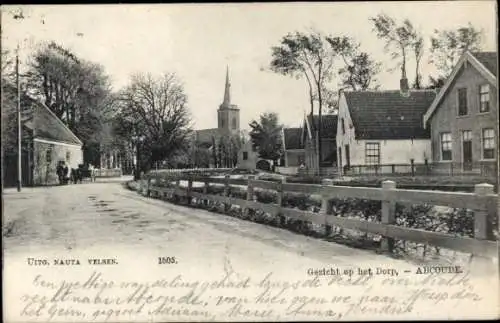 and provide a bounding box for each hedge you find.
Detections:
[141,179,486,260]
